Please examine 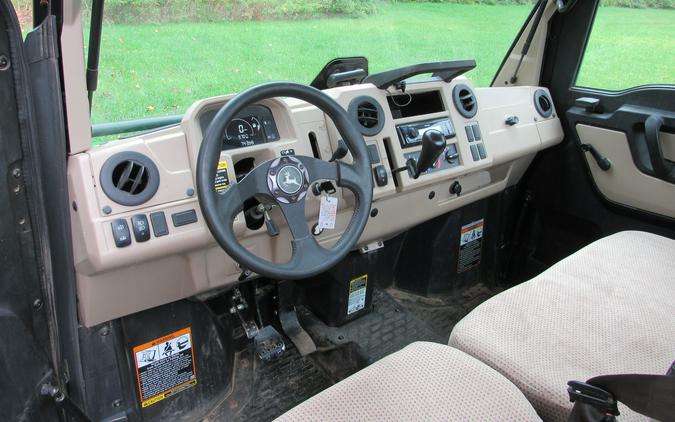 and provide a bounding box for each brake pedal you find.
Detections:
[254,326,286,362]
